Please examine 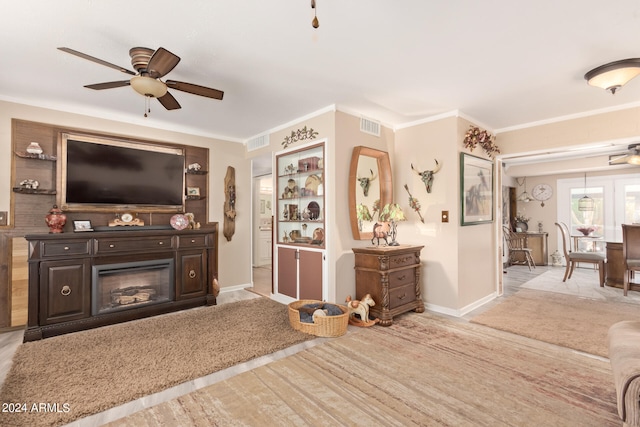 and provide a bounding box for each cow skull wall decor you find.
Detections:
[411,160,442,193]
[357,168,377,196]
